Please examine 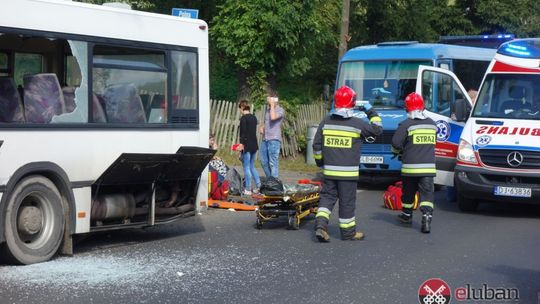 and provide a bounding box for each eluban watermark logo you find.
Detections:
[419,279,520,303]
[454,284,519,301]
[418,278,452,304]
